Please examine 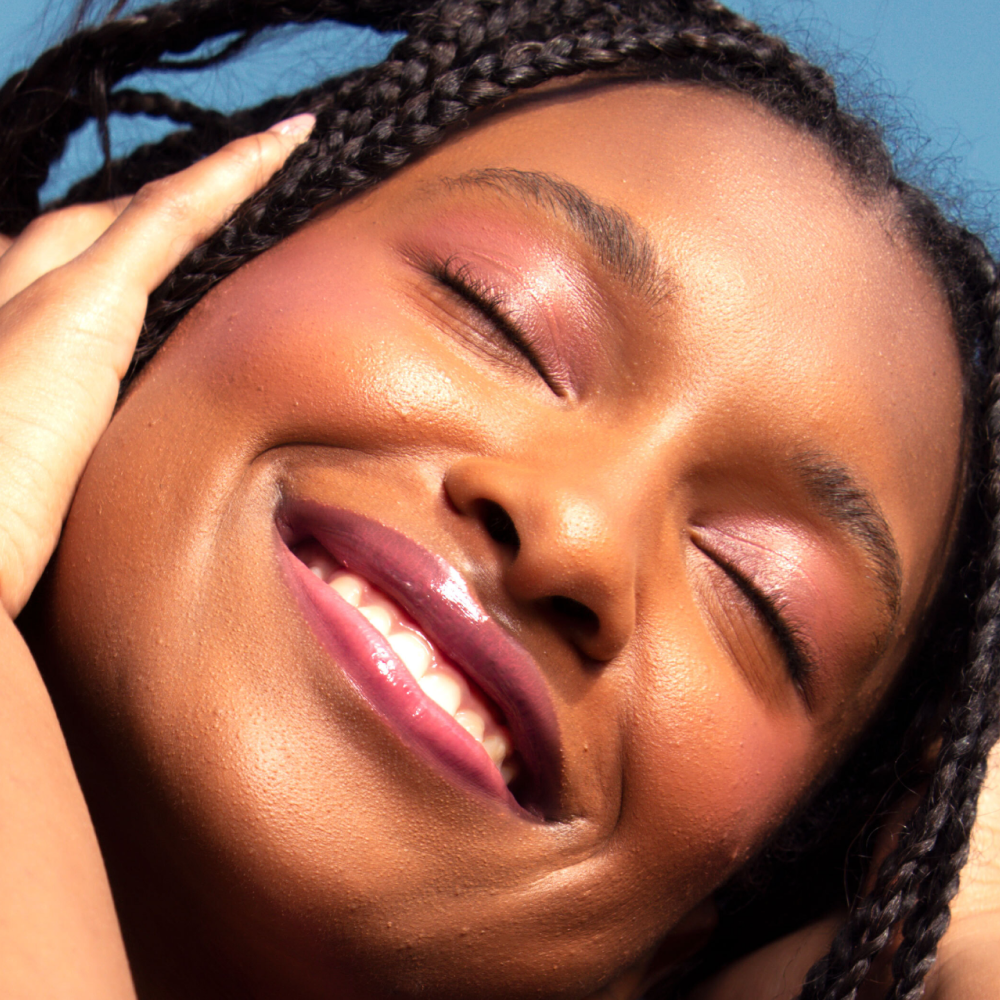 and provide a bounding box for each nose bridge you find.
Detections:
[525,450,637,567]
[526,419,668,564]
